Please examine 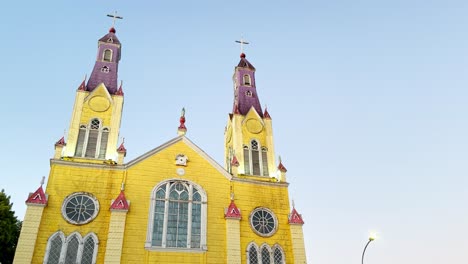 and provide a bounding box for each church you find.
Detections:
[13,23,307,264]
